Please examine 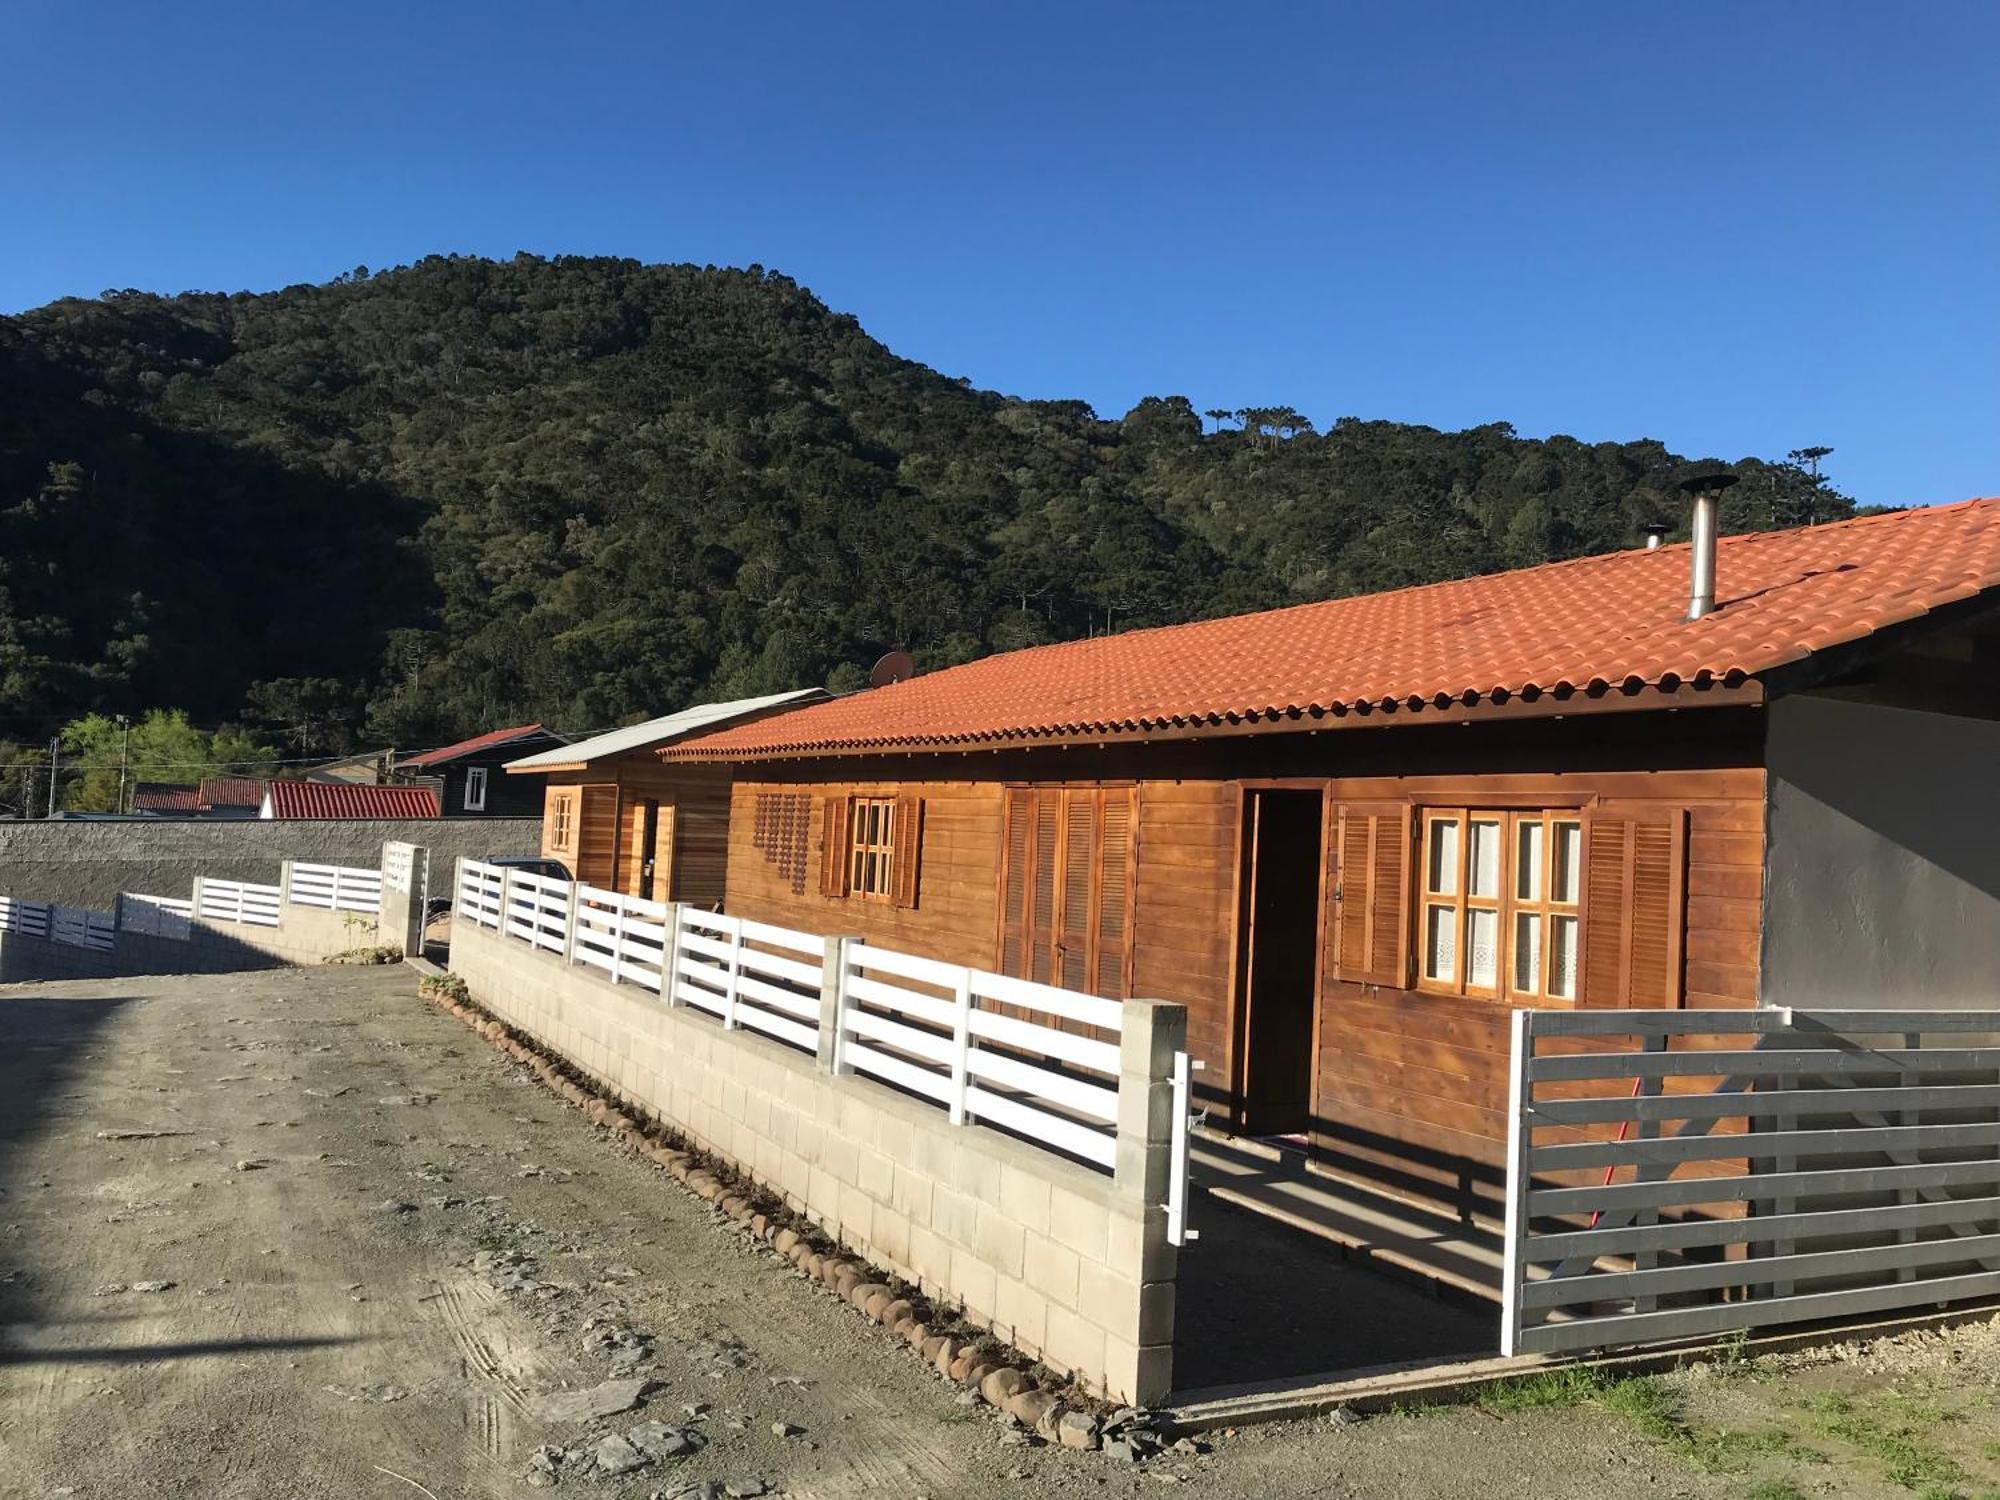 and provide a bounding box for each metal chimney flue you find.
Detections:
[1642,522,1670,551]
[1676,473,1739,620]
